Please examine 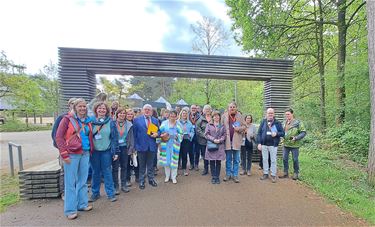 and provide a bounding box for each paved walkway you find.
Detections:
[0,131,367,226]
